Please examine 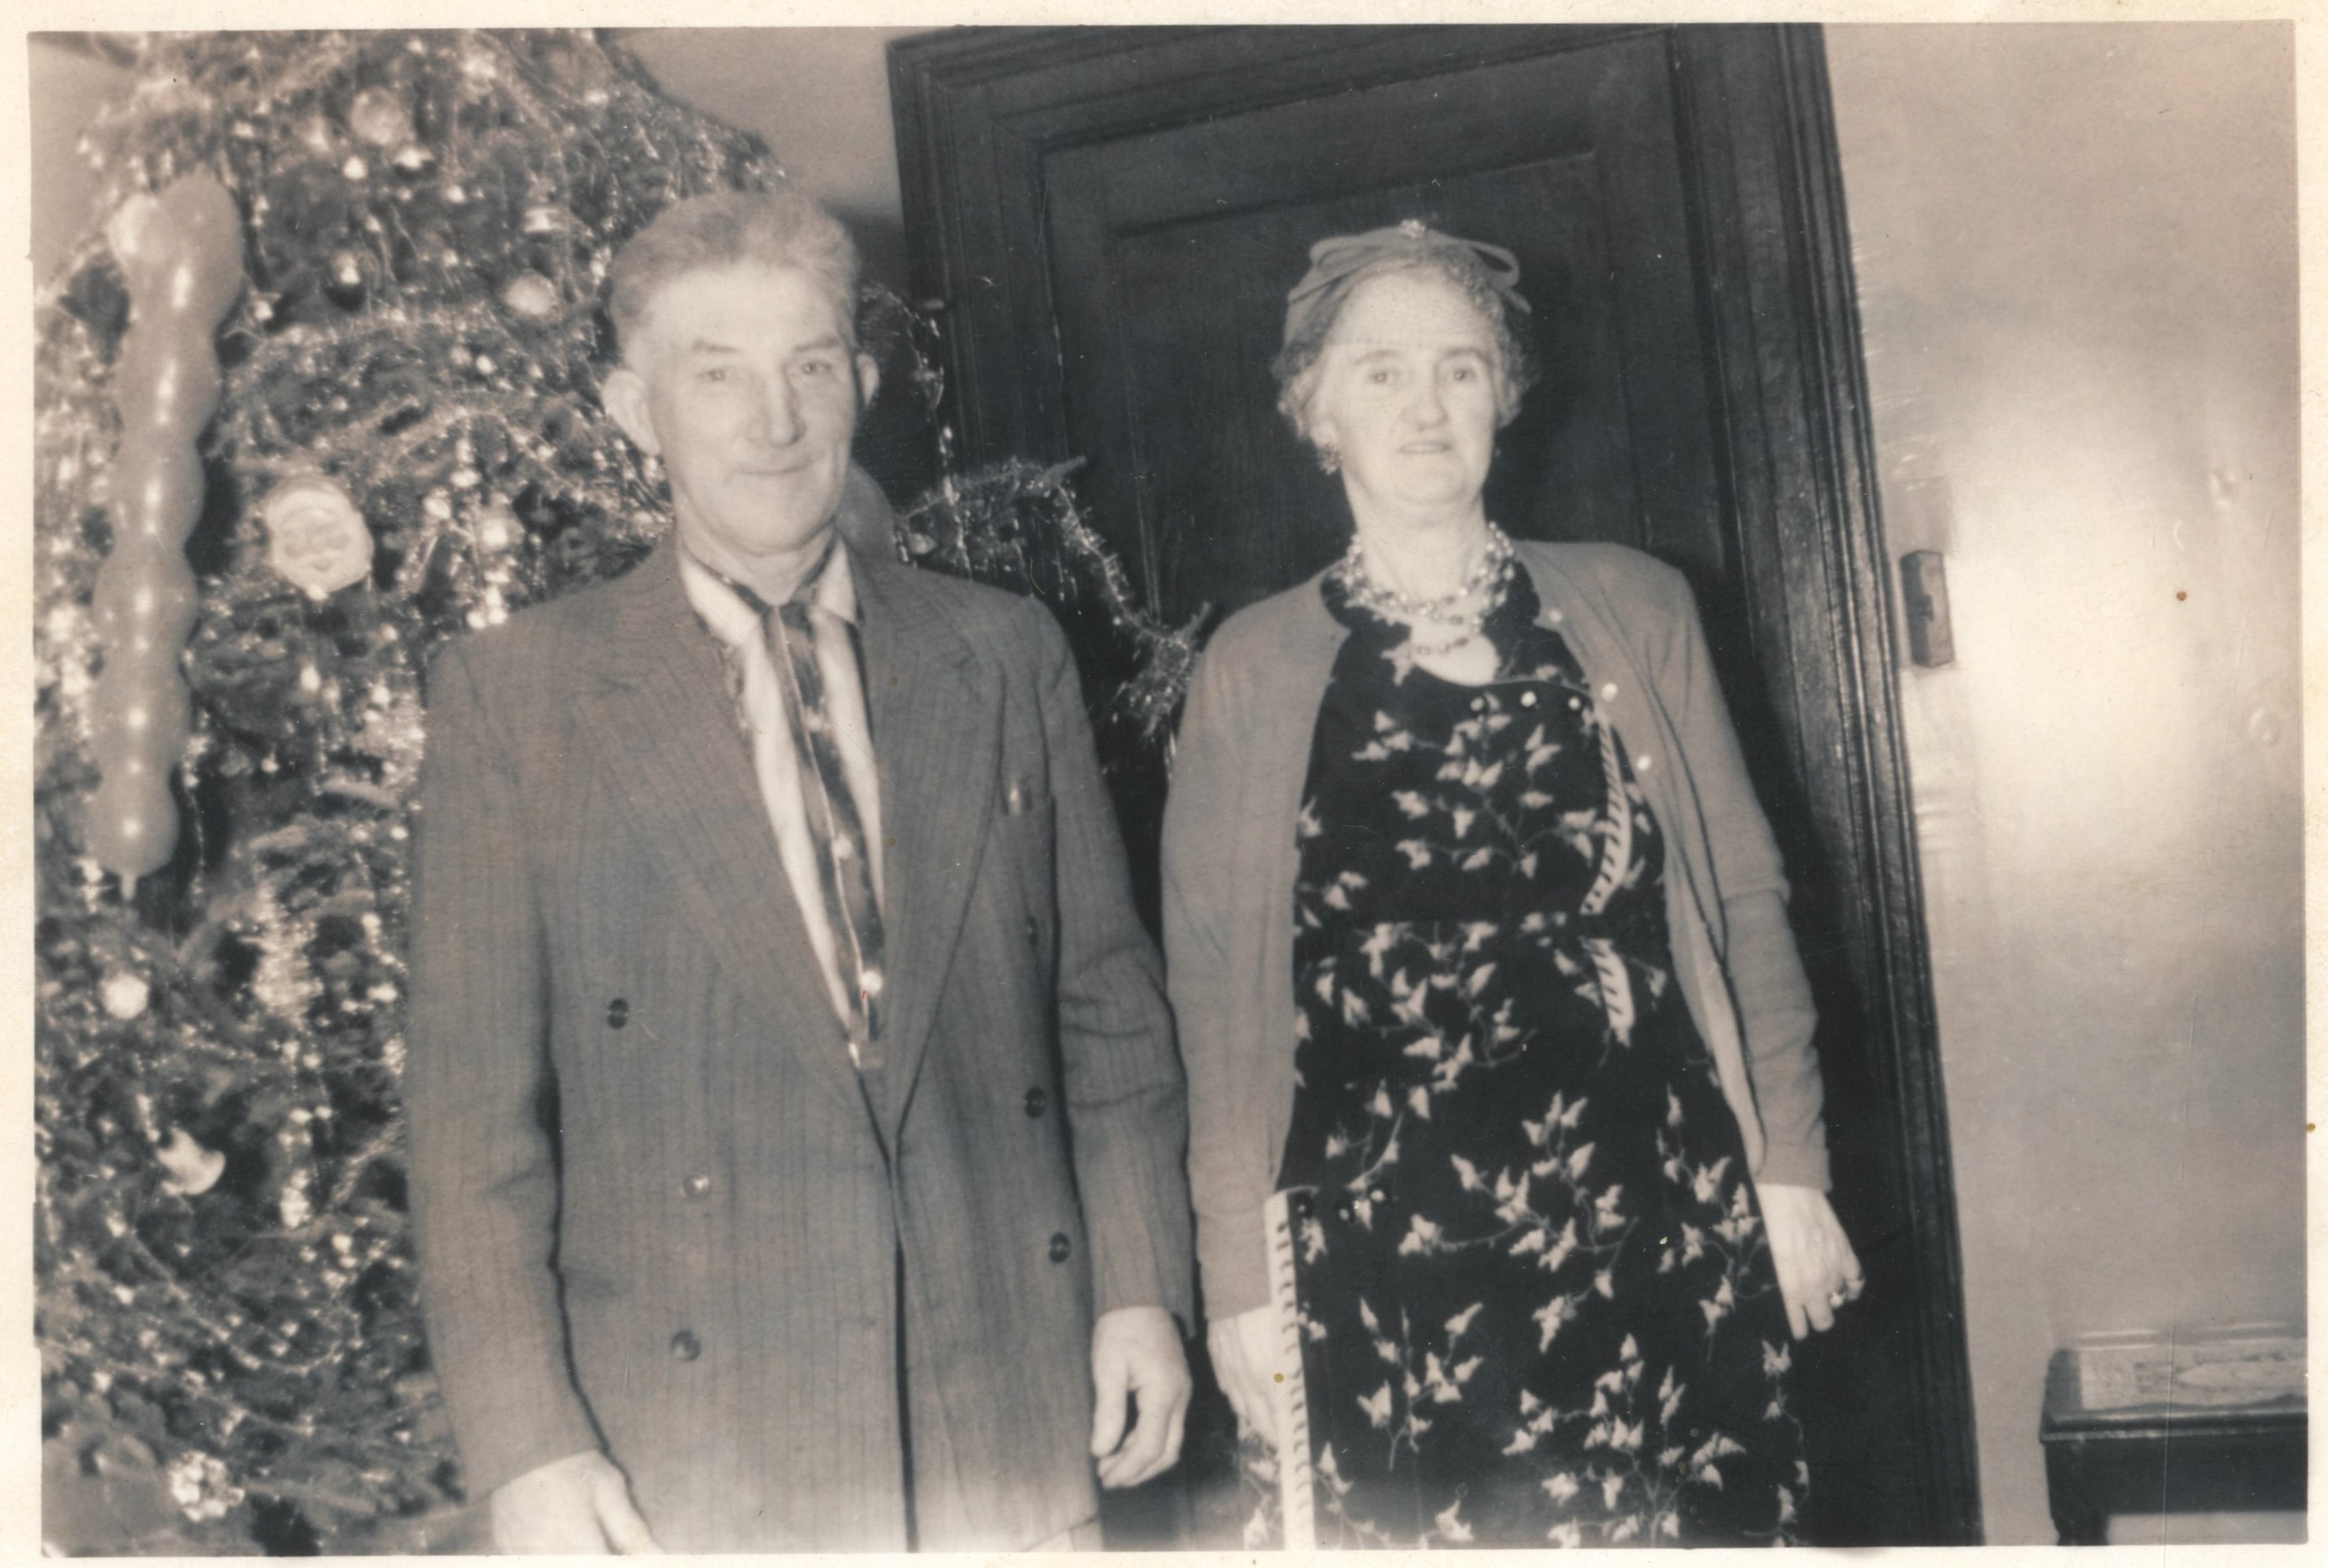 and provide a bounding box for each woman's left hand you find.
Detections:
[1758,1183,1864,1339]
